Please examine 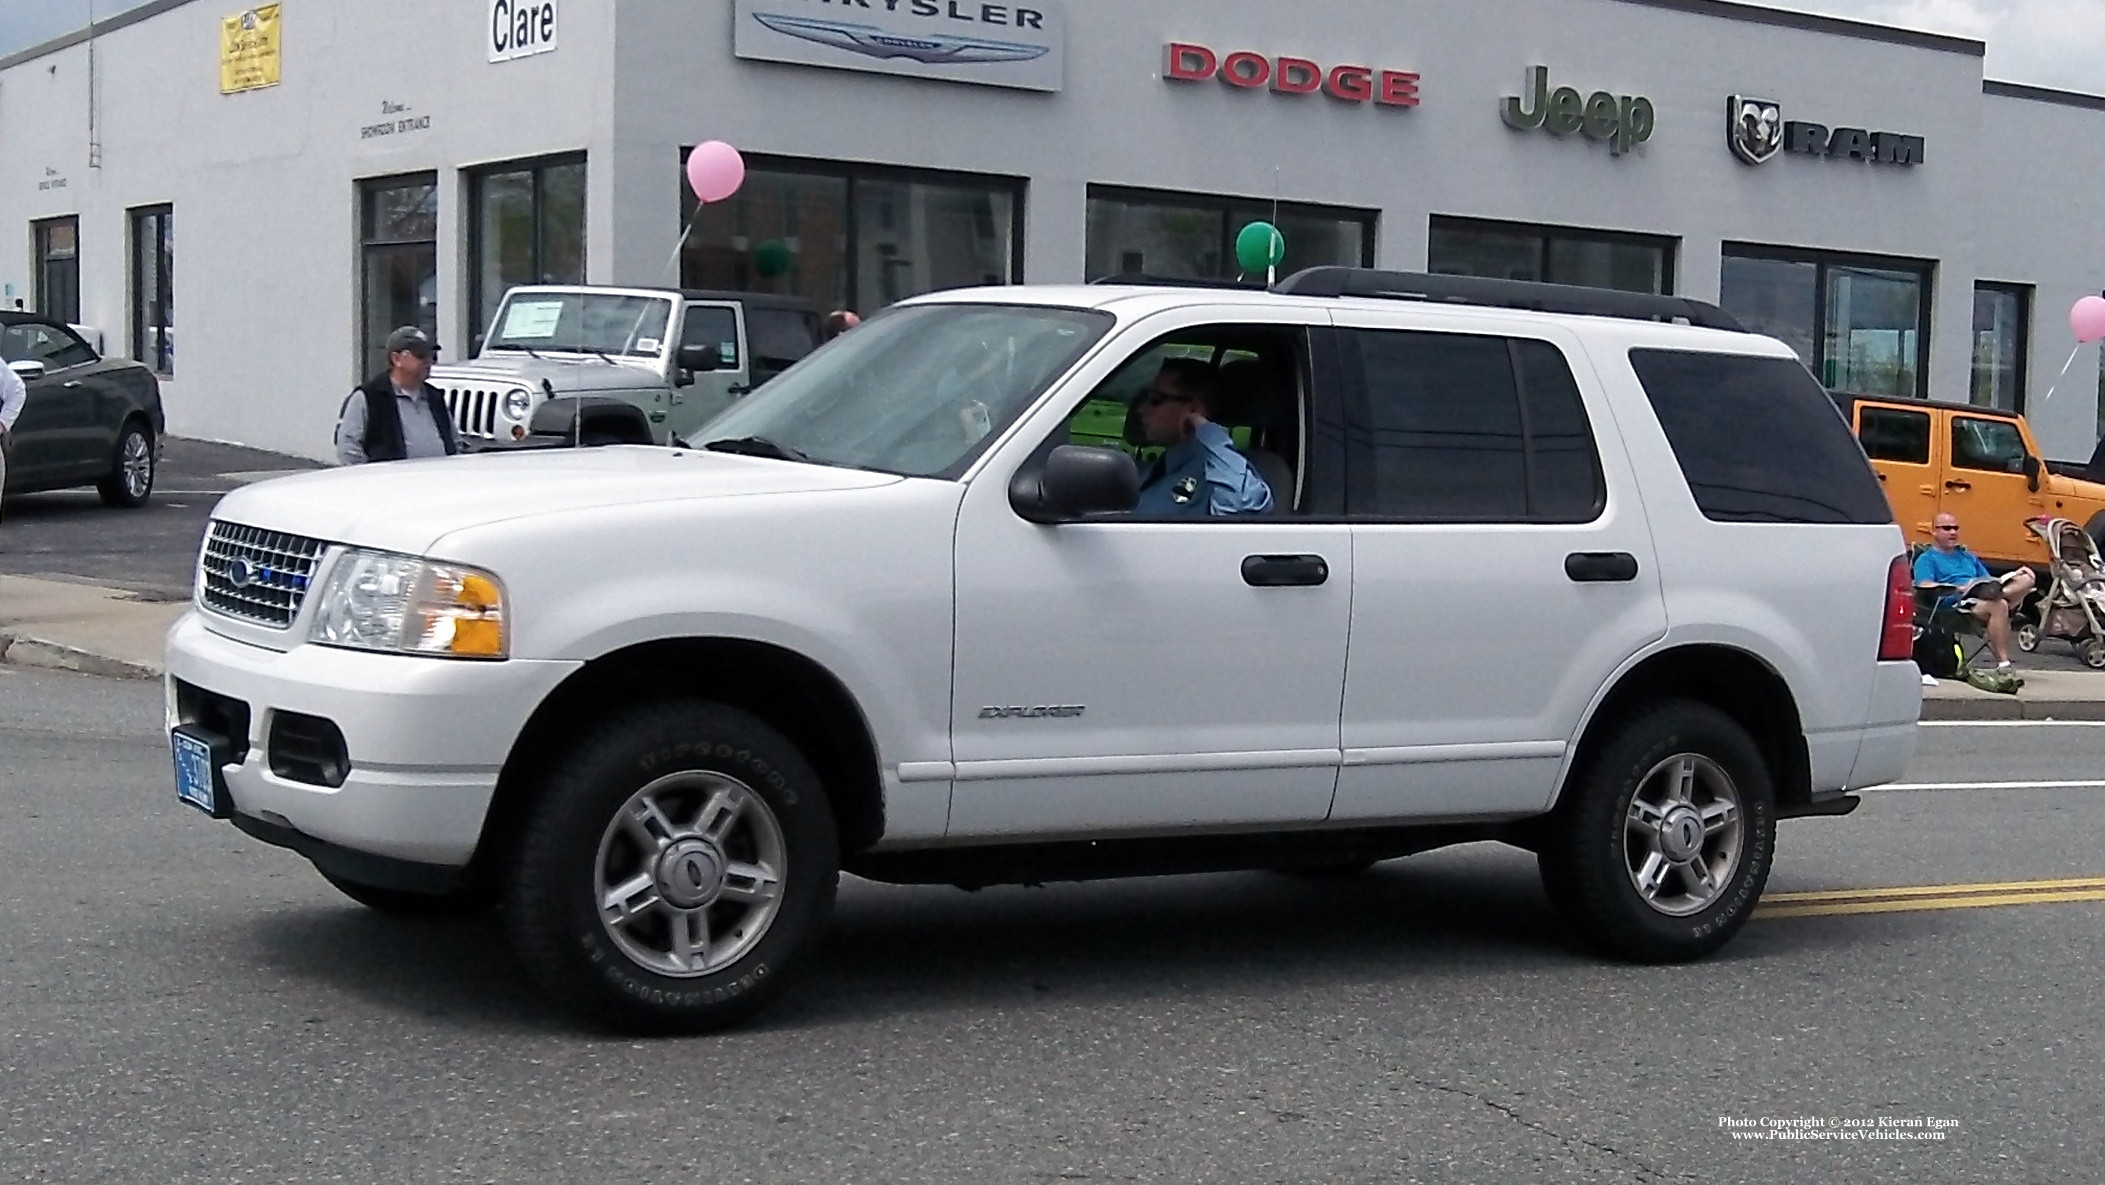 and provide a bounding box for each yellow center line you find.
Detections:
[1765,876,2105,903]
[1757,876,2105,919]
